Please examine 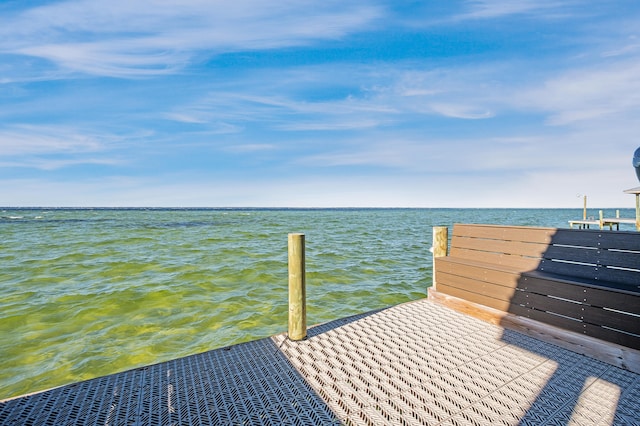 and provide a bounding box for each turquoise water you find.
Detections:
[0,207,635,399]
